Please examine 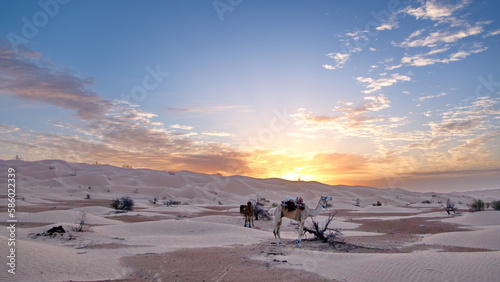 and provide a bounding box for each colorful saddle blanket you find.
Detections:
[281,197,304,211]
